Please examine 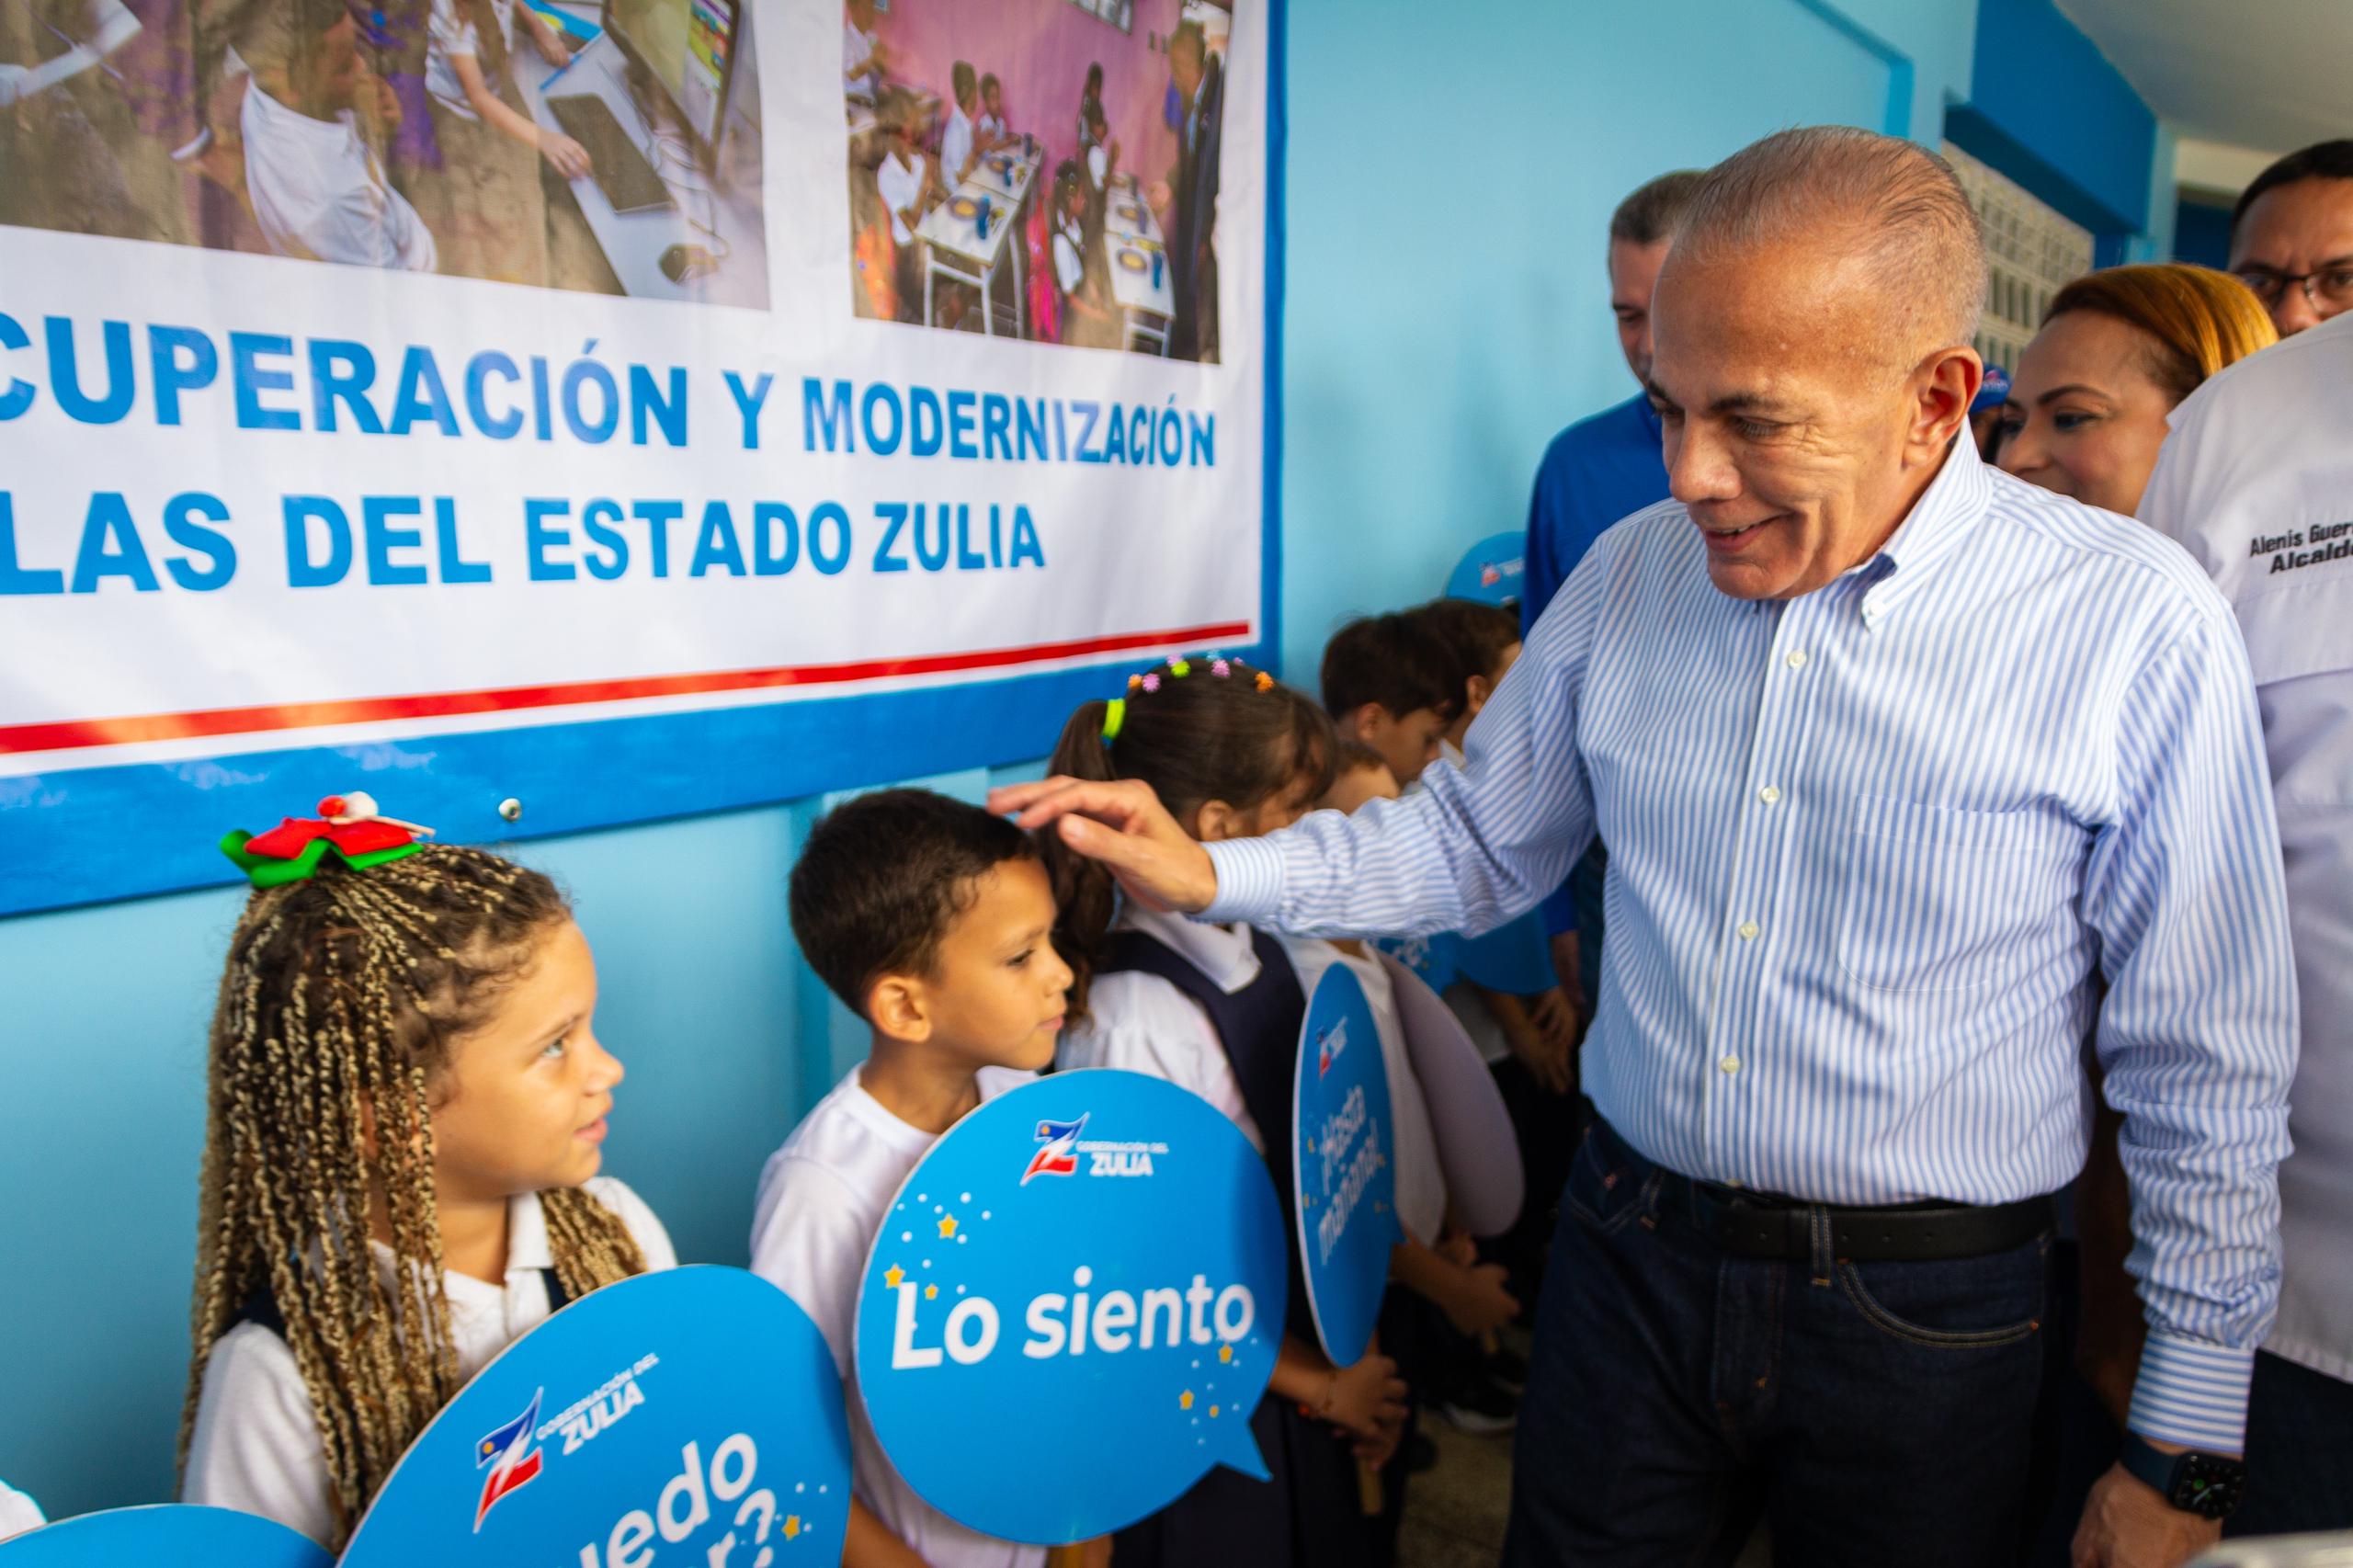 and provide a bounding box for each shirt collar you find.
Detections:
[1119,900,1261,995]
[1848,434,1991,627]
